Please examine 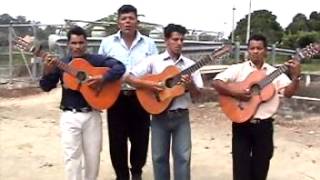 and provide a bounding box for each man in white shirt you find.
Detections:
[212,34,301,180]
[126,24,204,180]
